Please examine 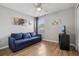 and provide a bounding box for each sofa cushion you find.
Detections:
[30,32,36,37]
[11,33,23,40]
[30,36,40,40]
[15,39,29,44]
[23,33,31,38]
